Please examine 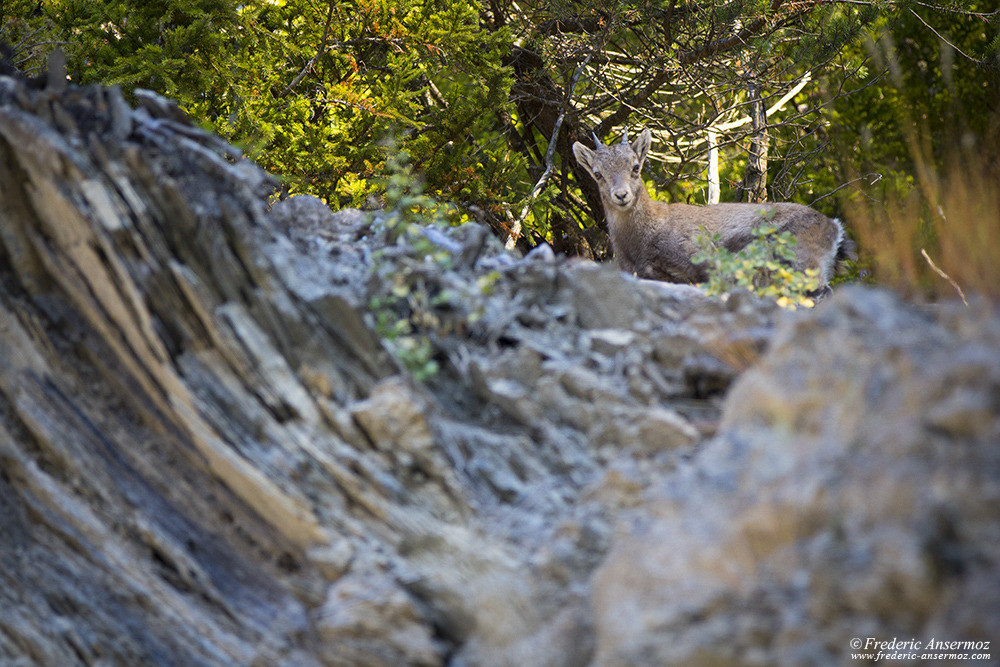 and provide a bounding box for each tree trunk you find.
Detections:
[506,45,608,256]
[738,80,769,203]
[706,126,721,204]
